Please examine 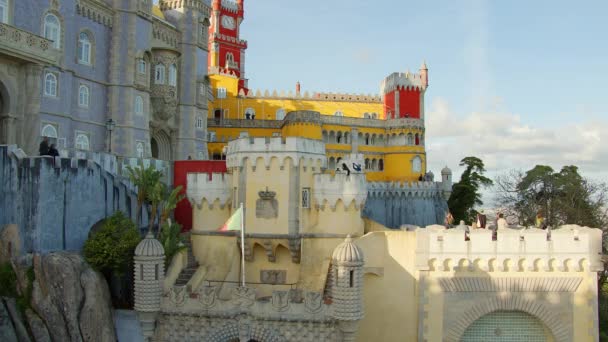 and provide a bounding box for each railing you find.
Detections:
[204,279,298,290]
[0,23,58,64]
[208,118,282,128]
